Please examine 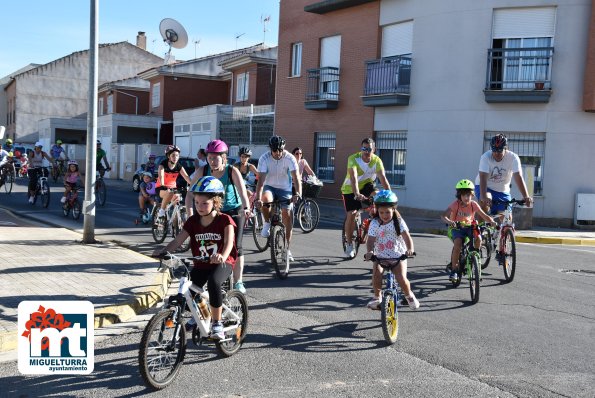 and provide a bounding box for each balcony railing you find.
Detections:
[305,67,340,110]
[362,55,411,106]
[484,47,554,103]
